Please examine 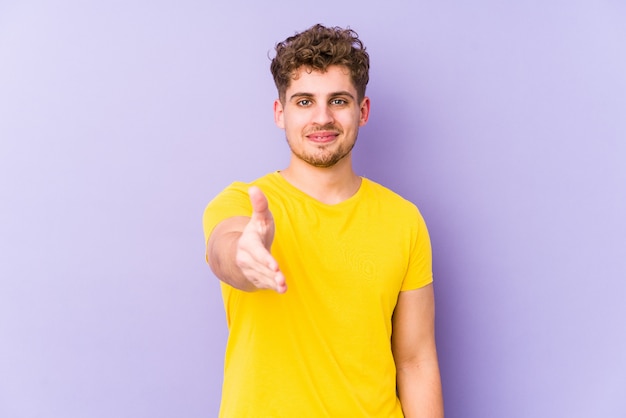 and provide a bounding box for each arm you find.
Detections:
[206,186,287,293]
[392,284,443,417]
